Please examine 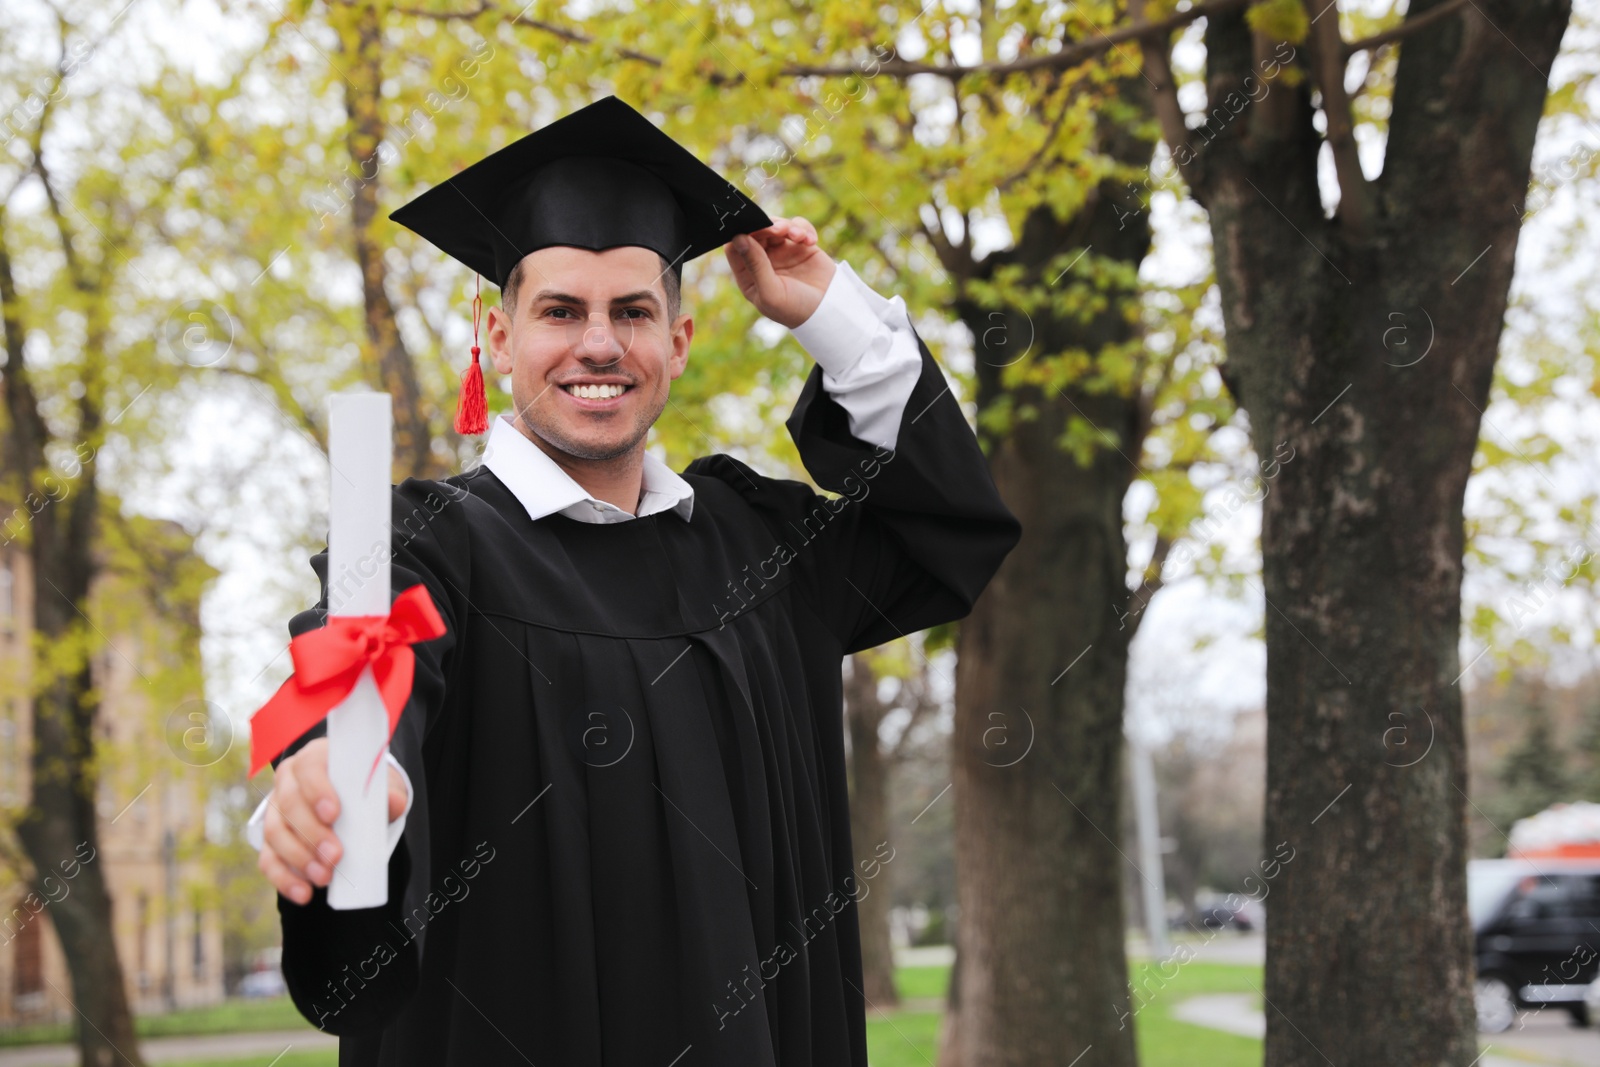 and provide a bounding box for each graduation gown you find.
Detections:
[268,334,1021,1066]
